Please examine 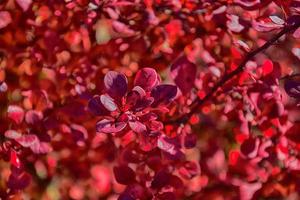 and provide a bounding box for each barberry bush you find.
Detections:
[1,0,300,199]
